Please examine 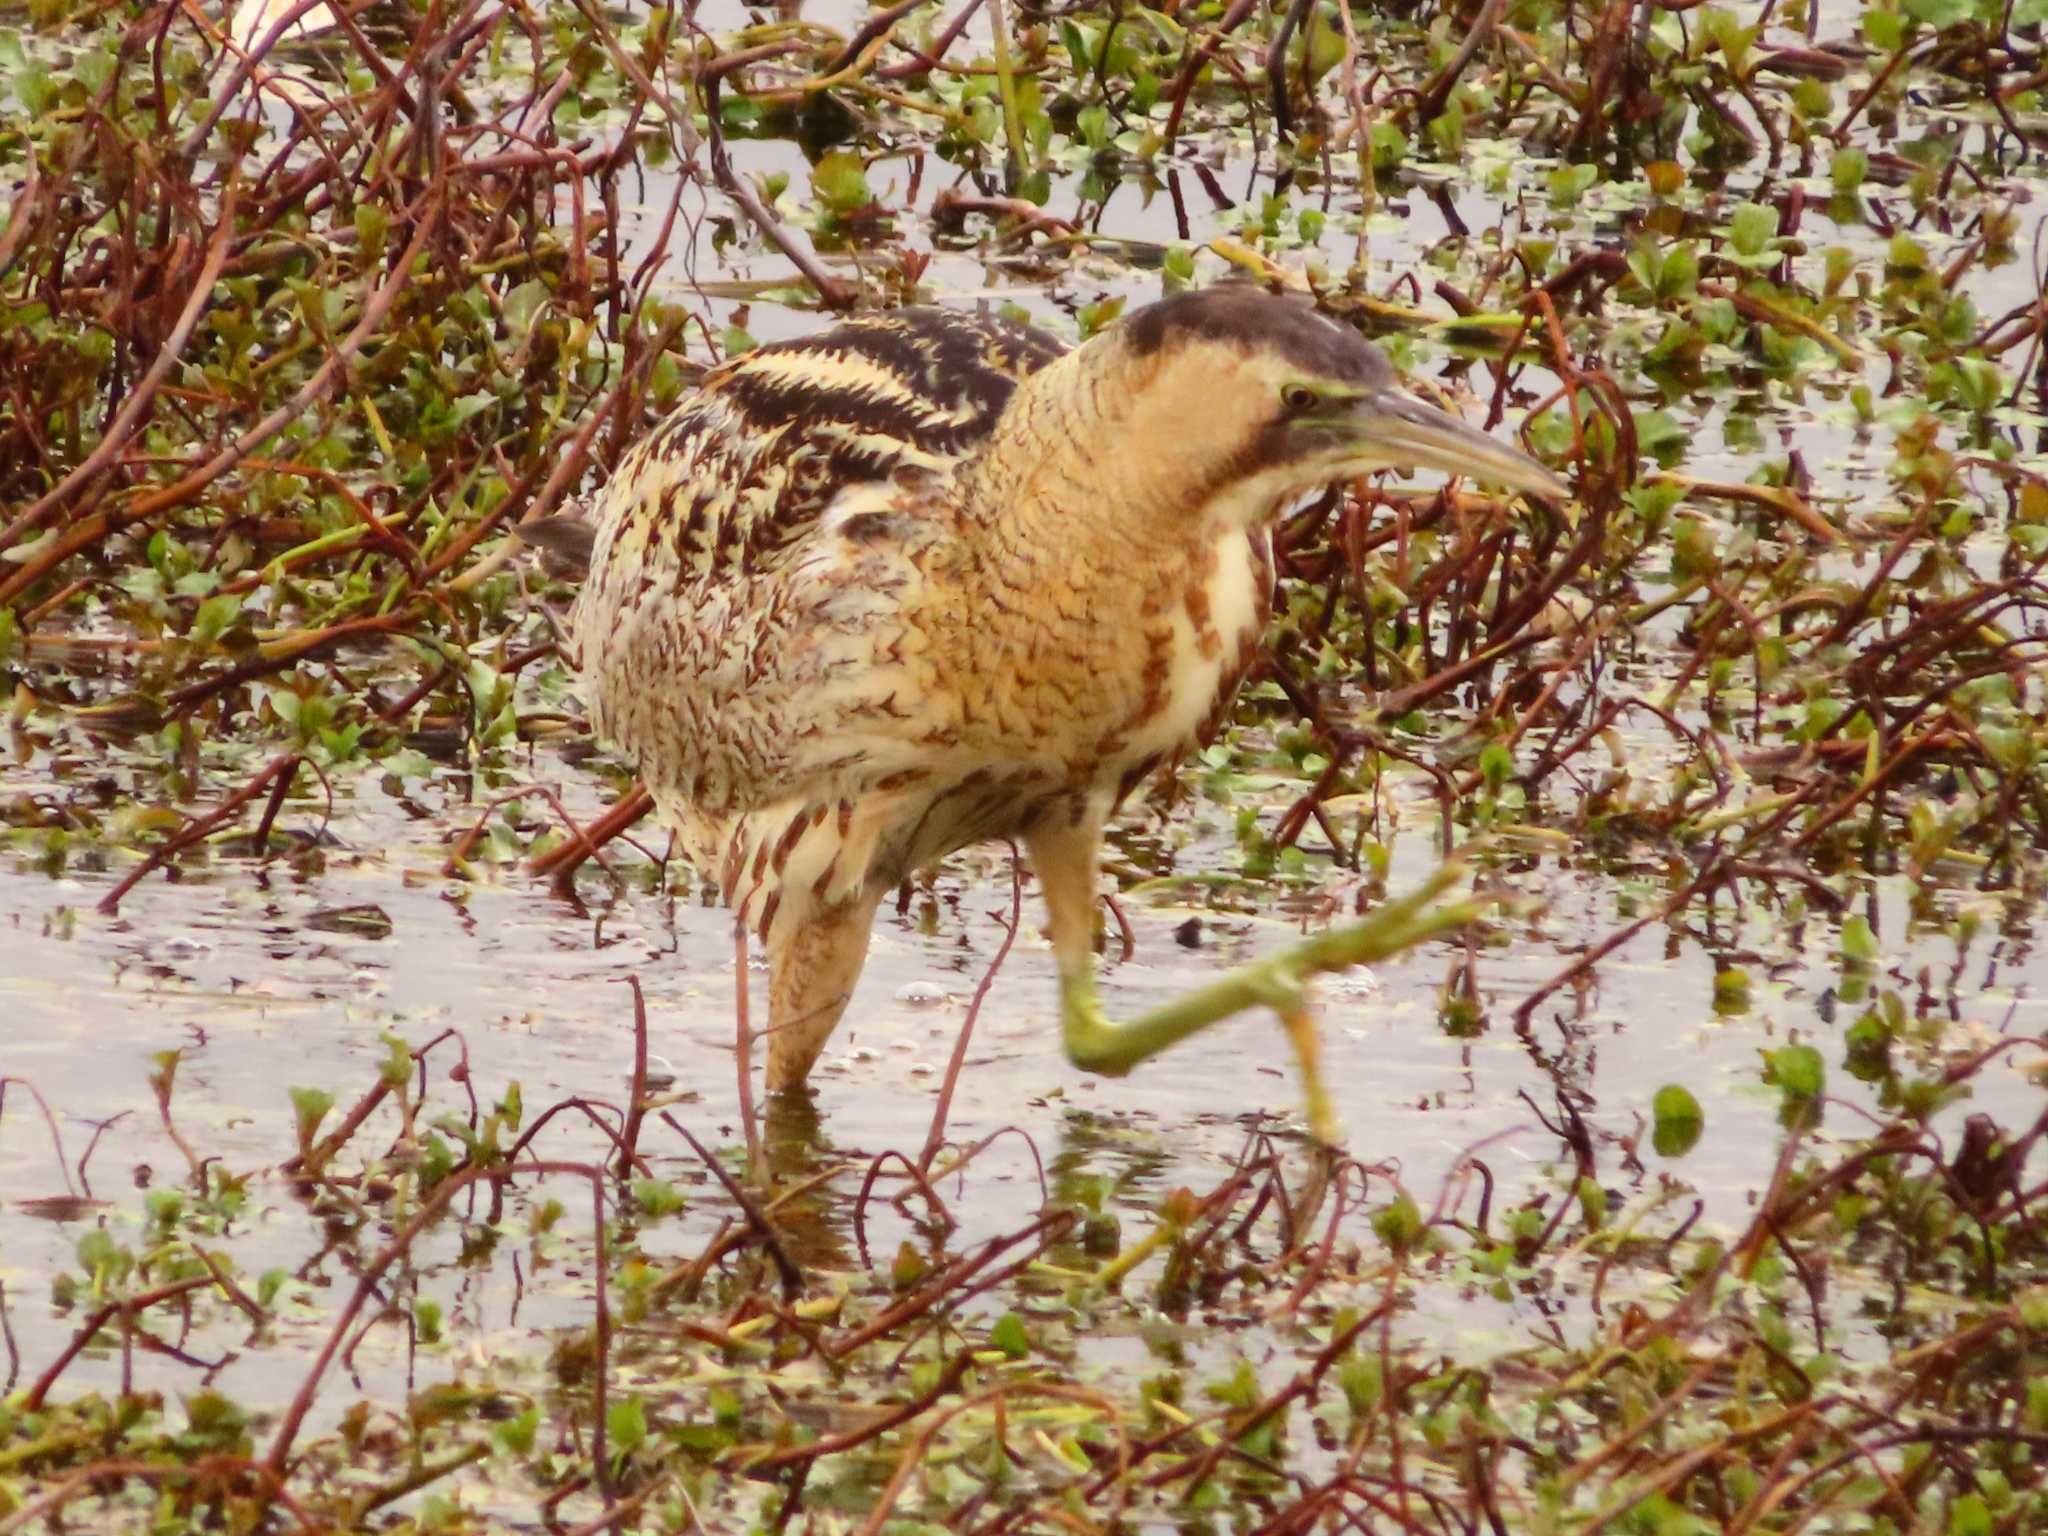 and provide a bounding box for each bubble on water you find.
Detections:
[1323,969,1381,998]
[895,980,949,1006]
